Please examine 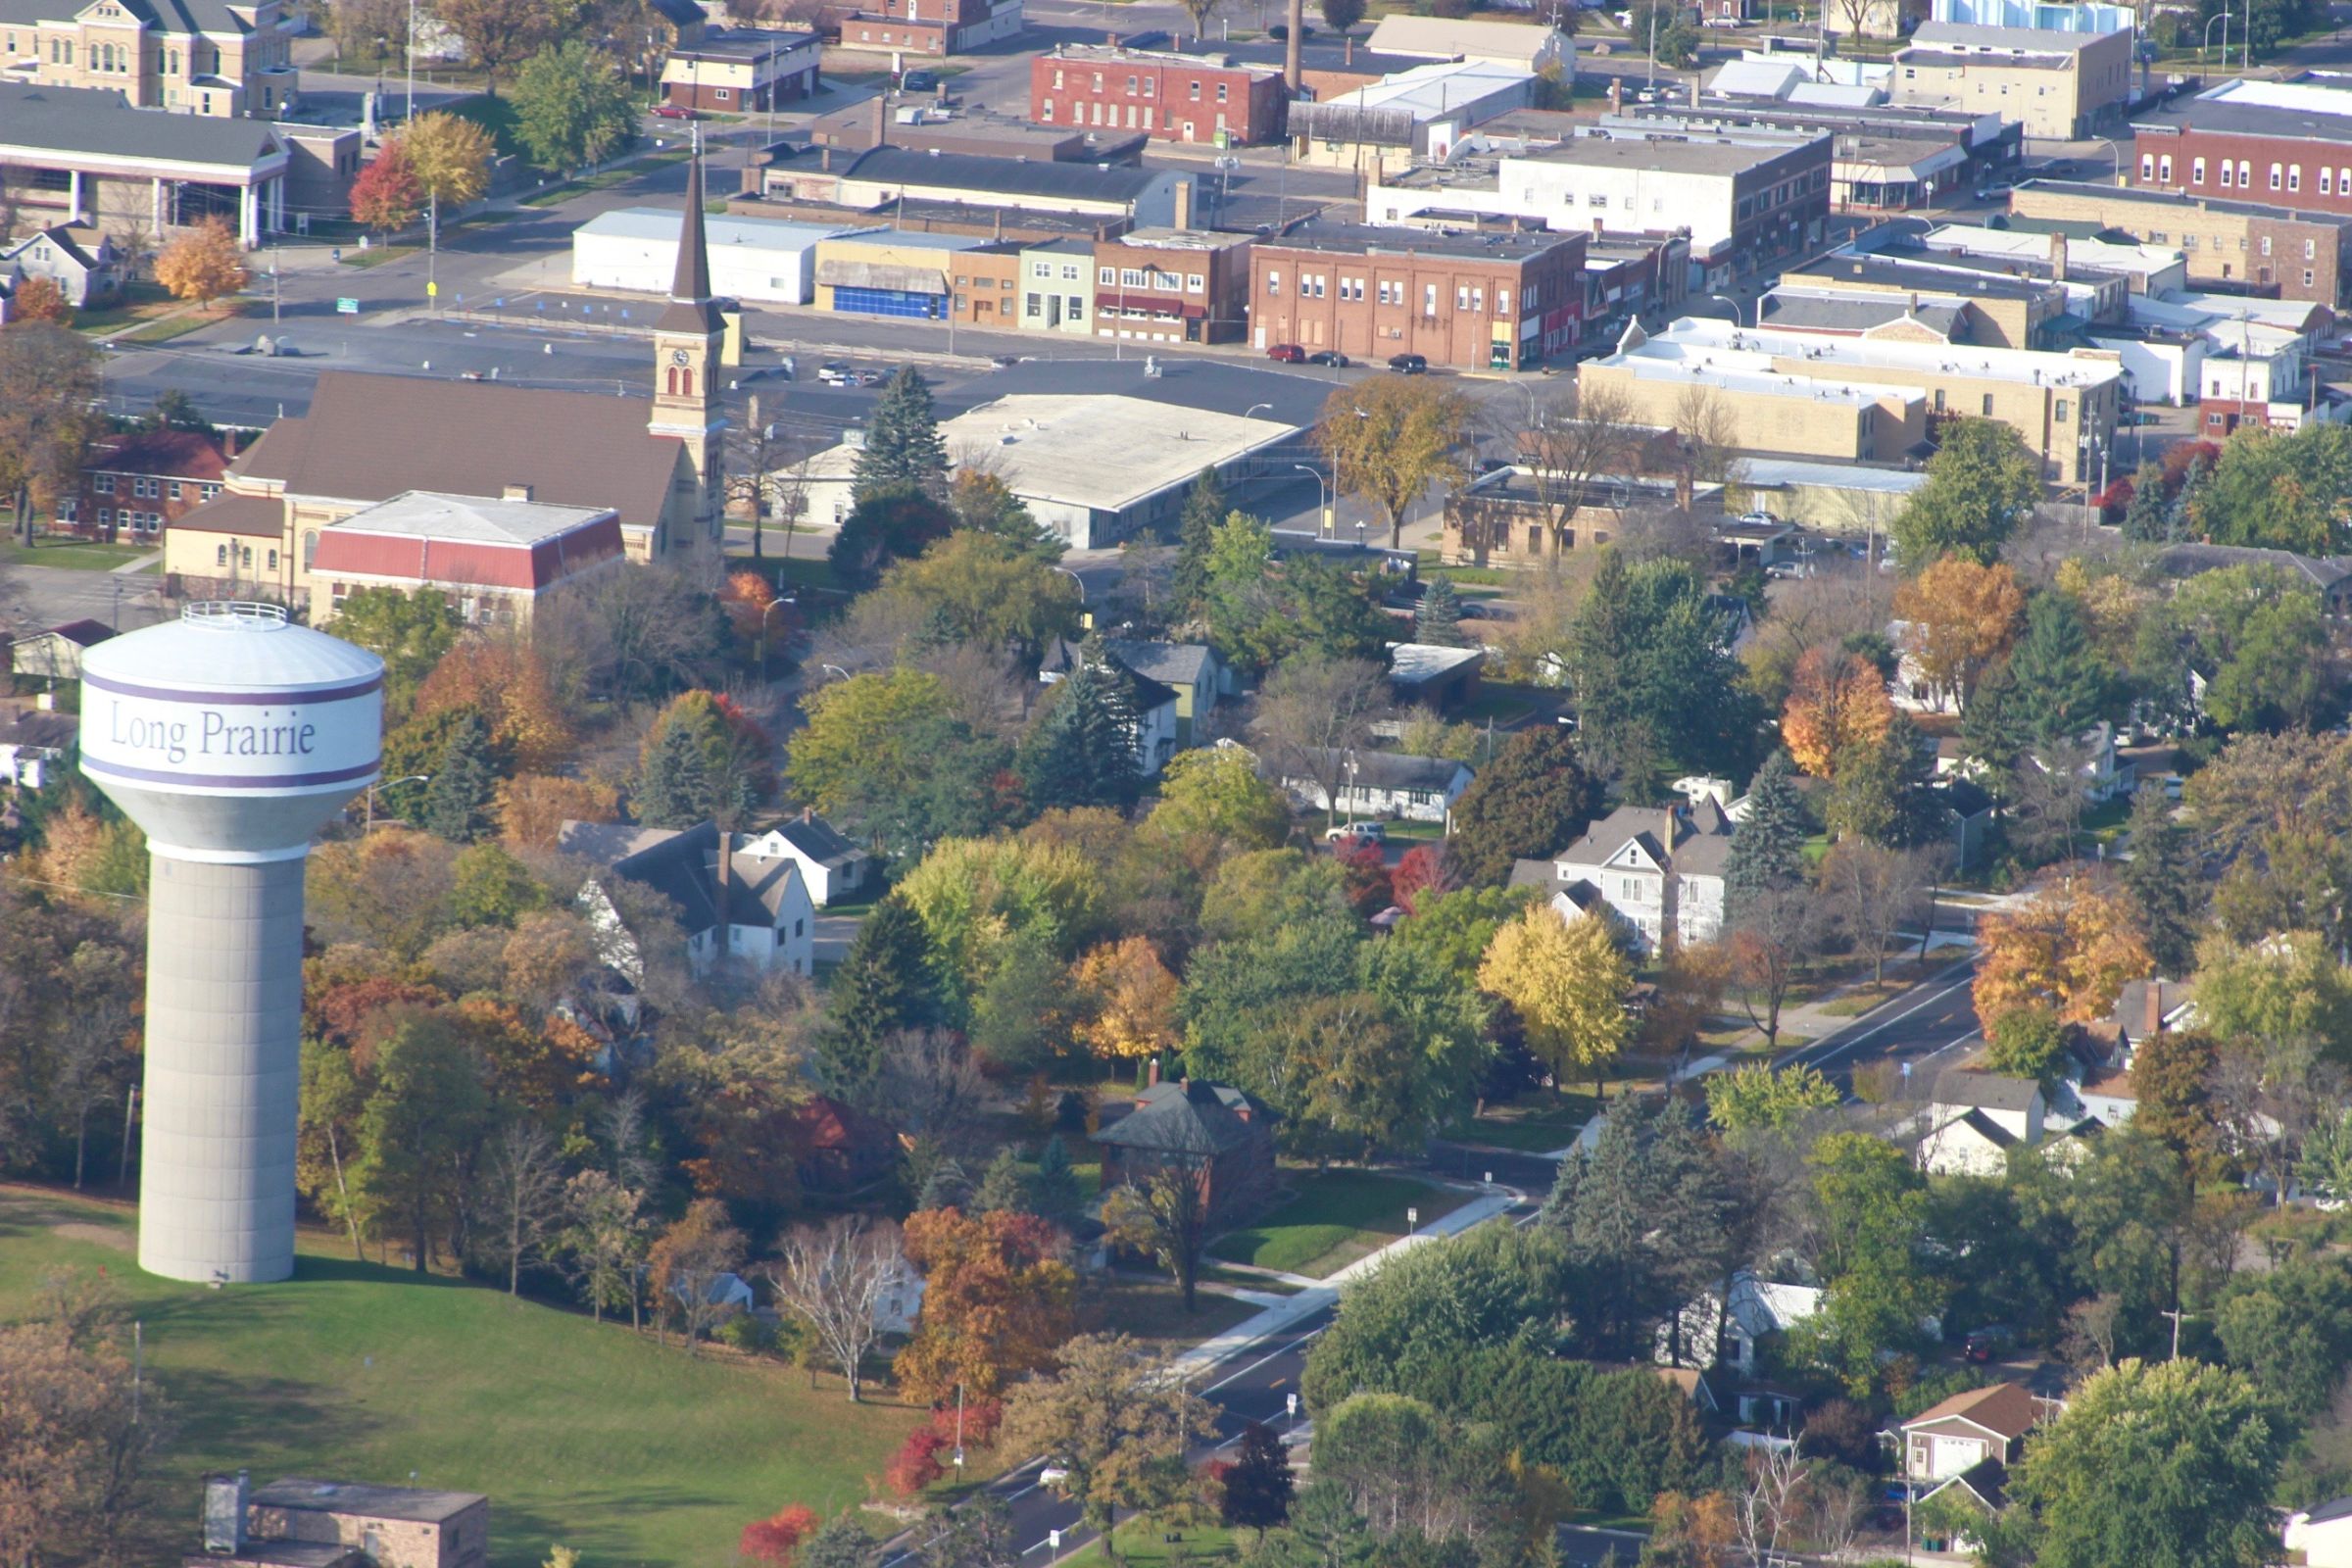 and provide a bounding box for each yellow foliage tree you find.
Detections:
[401,111,496,210]
[1780,646,1894,781]
[1316,376,1471,550]
[153,217,249,309]
[1973,879,2154,1032]
[414,635,575,773]
[1478,906,1634,1096]
[1890,558,2026,710]
[496,773,619,851]
[1073,936,1180,1060]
